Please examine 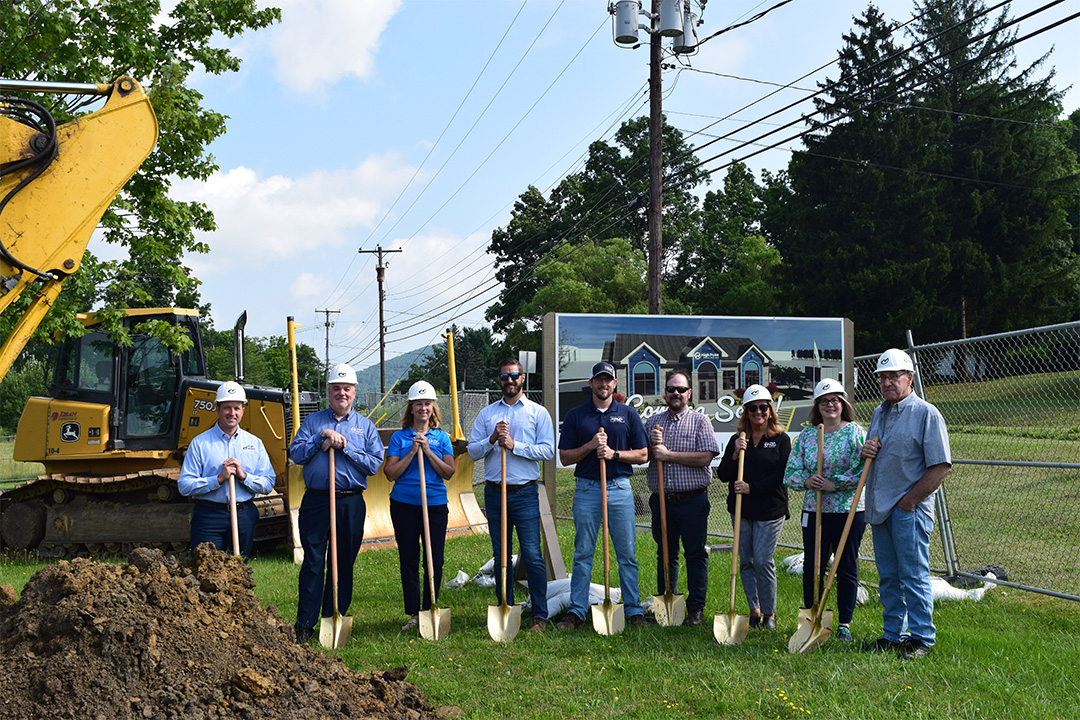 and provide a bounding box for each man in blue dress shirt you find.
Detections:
[468,358,556,631]
[179,381,276,560]
[290,363,385,644]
